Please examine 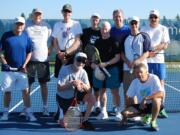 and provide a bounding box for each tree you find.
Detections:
[21,13,26,19]
[176,14,180,21]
